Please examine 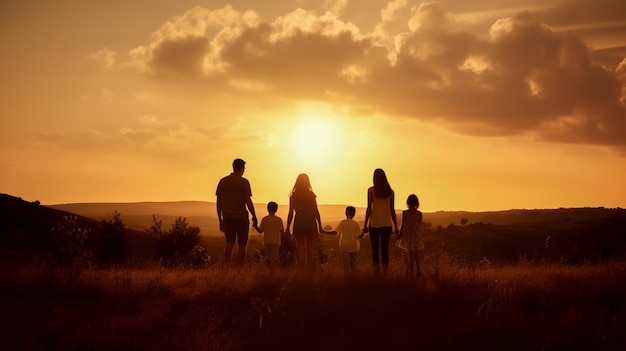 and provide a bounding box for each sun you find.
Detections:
[291,118,338,162]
